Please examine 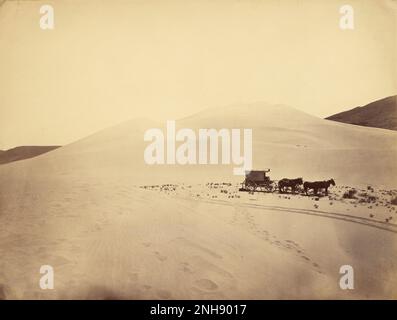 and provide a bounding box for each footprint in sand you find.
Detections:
[285,239,298,246]
[154,251,167,262]
[194,279,218,291]
[181,262,194,274]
